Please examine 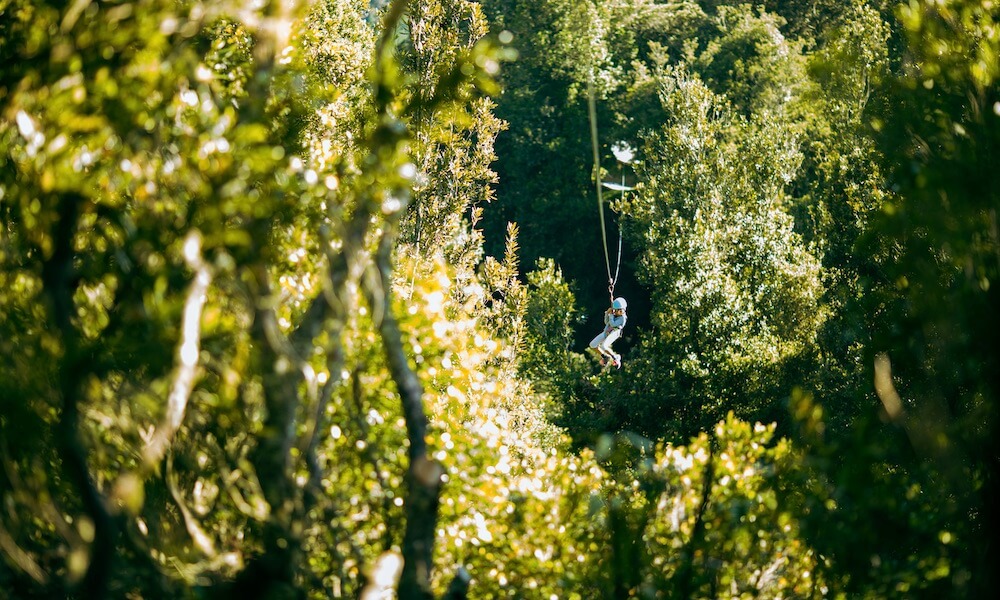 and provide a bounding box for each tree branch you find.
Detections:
[0,523,47,585]
[364,229,442,600]
[143,231,212,469]
[672,444,715,598]
[41,192,118,599]
[301,342,344,512]
[164,453,217,557]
